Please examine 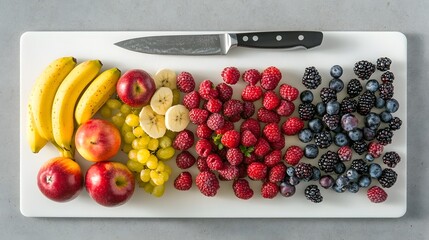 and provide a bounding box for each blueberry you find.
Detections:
[288,175,300,186]
[279,182,296,197]
[335,175,350,188]
[286,167,295,177]
[386,99,399,113]
[331,126,342,133]
[319,175,335,189]
[304,144,319,159]
[358,175,371,188]
[369,163,382,178]
[332,183,346,193]
[311,166,321,181]
[365,112,381,129]
[326,100,340,115]
[316,102,326,116]
[348,128,363,141]
[365,79,379,92]
[363,127,376,141]
[346,168,359,182]
[365,153,374,162]
[309,118,324,133]
[341,113,359,131]
[298,128,313,143]
[334,132,349,147]
[329,78,344,92]
[380,111,393,123]
[347,182,360,193]
[375,97,385,109]
[334,162,346,174]
[300,90,314,103]
[330,65,343,78]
